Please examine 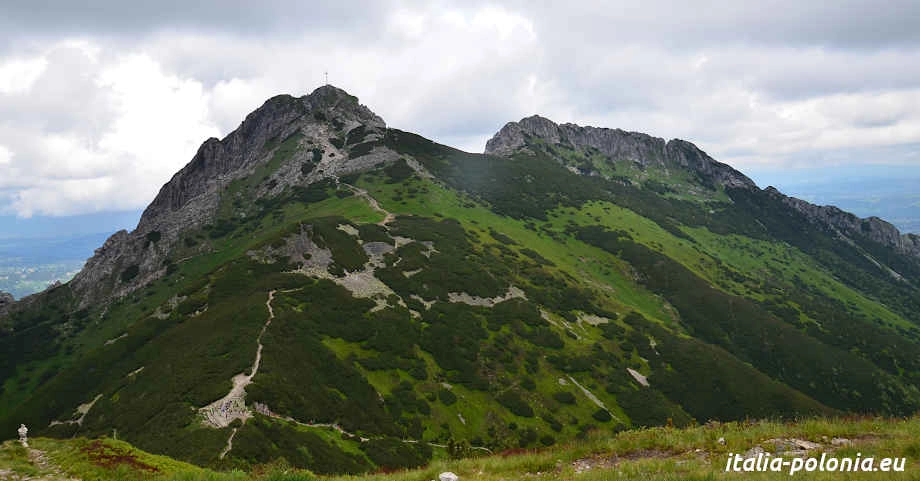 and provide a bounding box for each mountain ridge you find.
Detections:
[8,91,916,314]
[487,114,920,262]
[485,114,757,190]
[1,85,919,474]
